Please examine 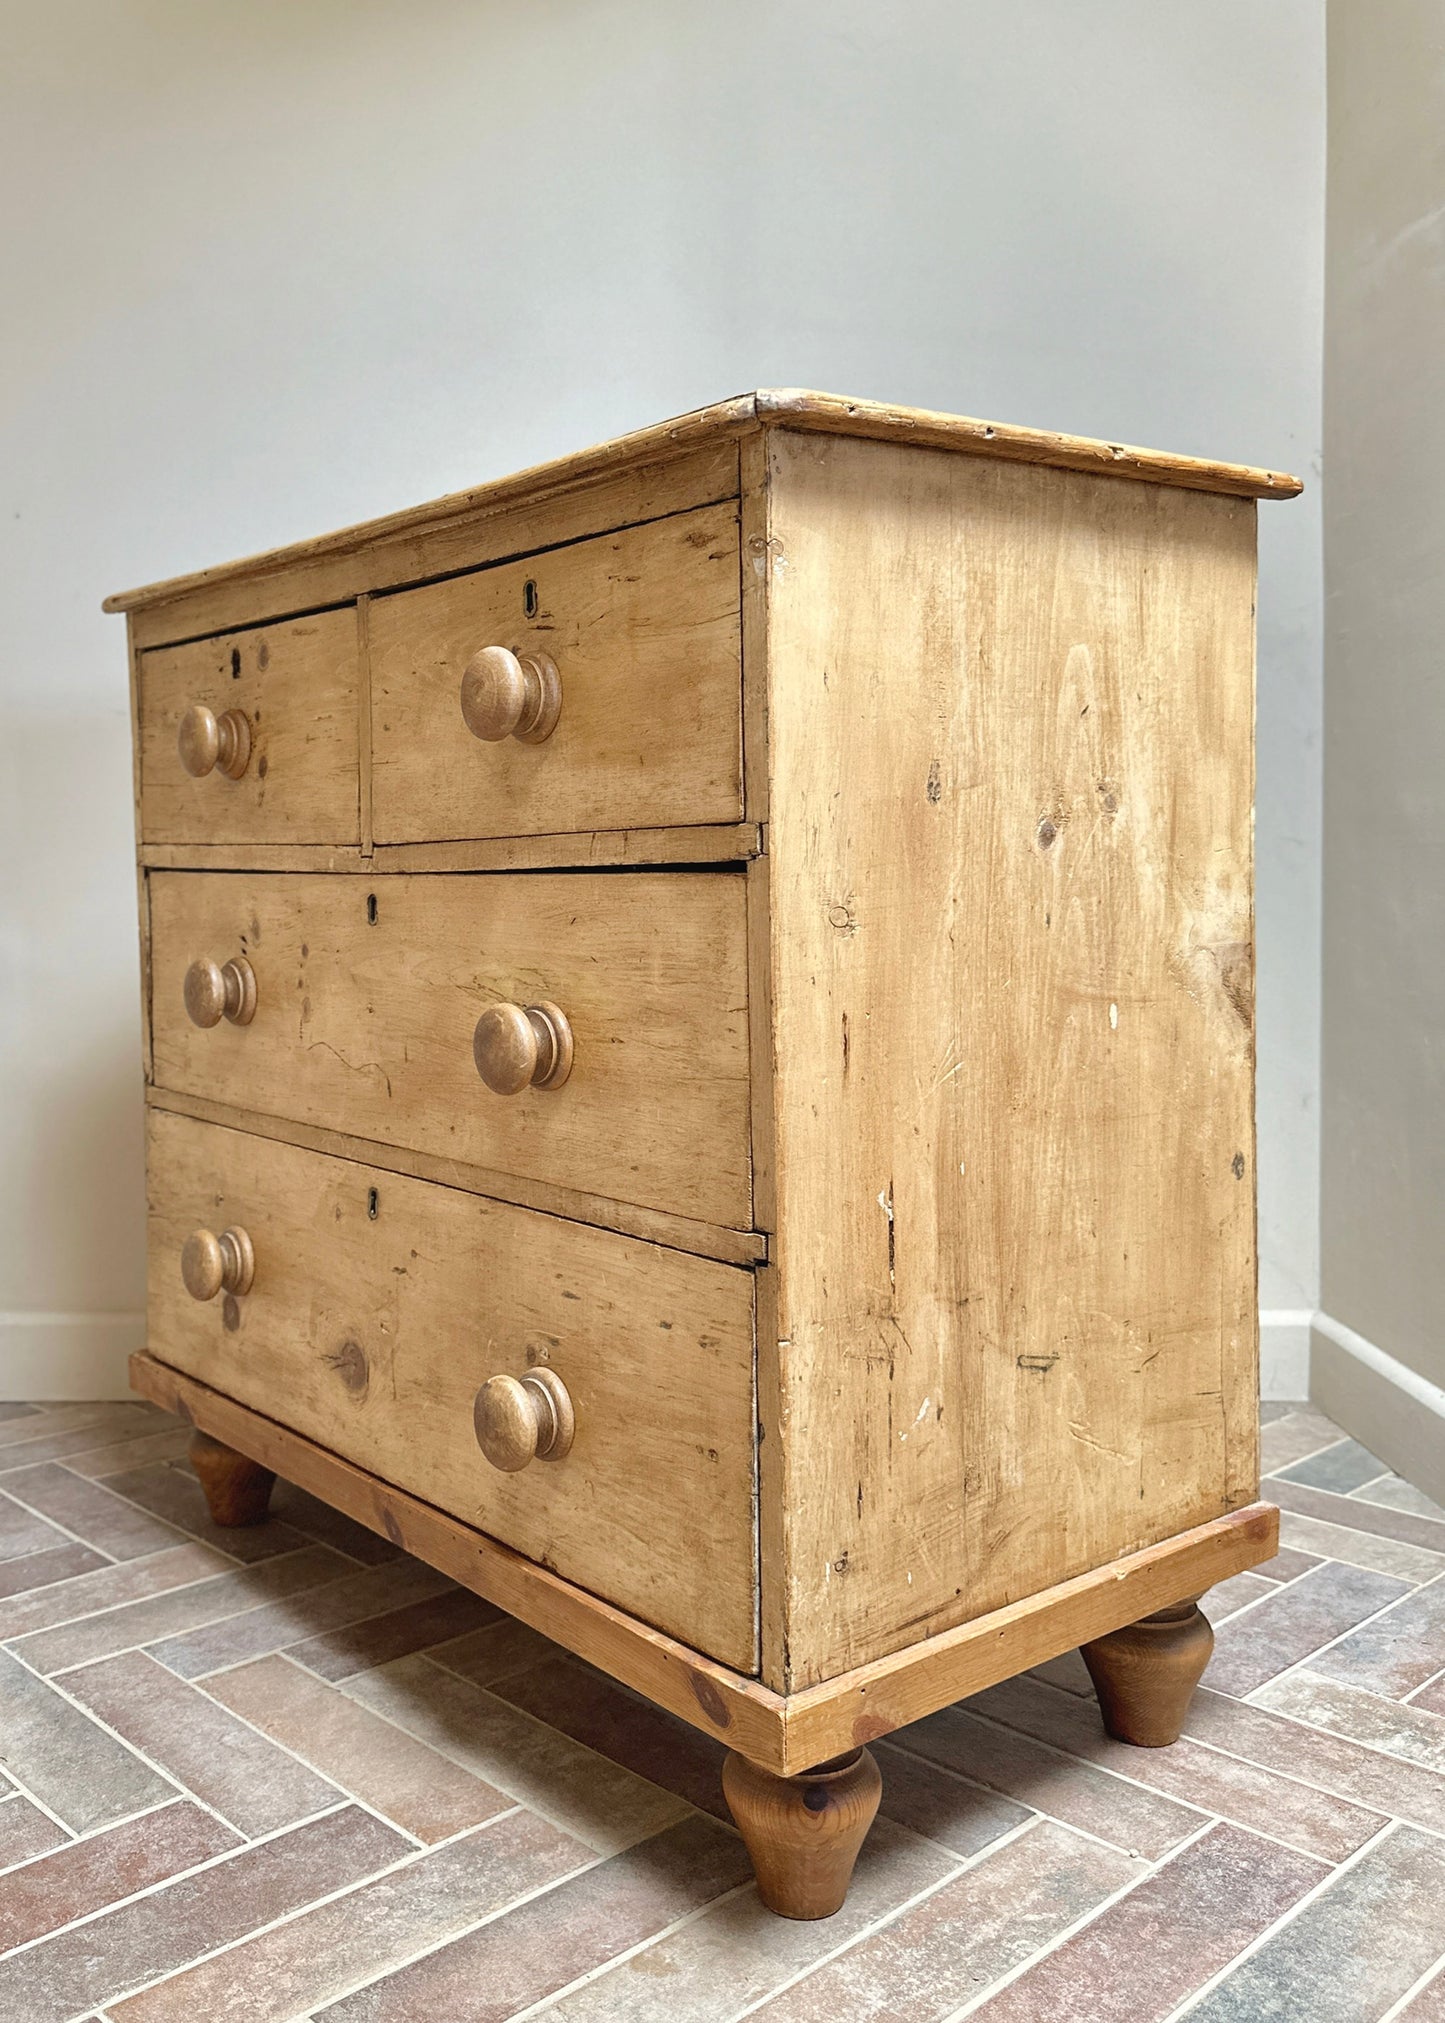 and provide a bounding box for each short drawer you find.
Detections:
[138,611,360,845]
[369,503,742,842]
[148,869,751,1230]
[146,1111,758,1669]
